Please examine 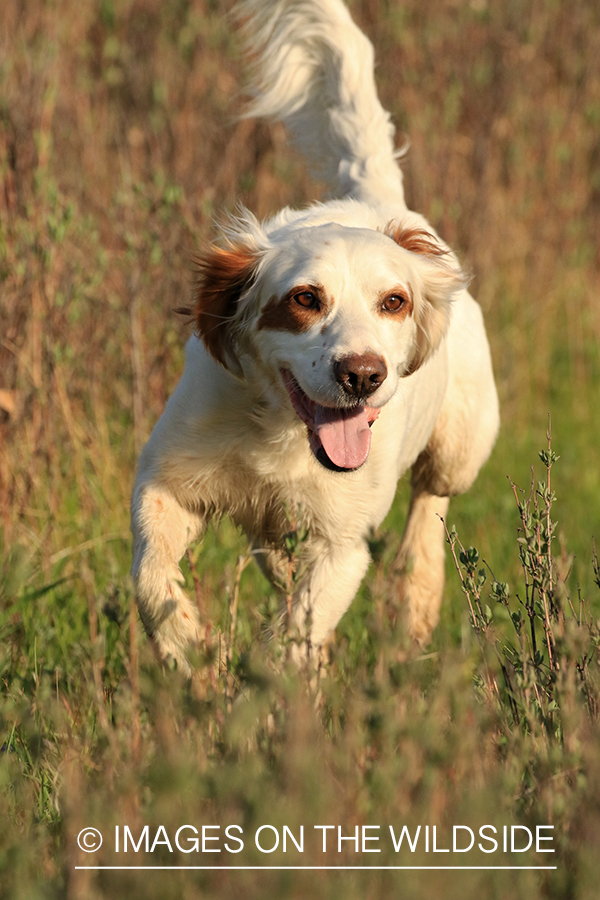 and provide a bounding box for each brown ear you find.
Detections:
[385,221,466,375]
[192,243,260,373]
[383,222,448,258]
